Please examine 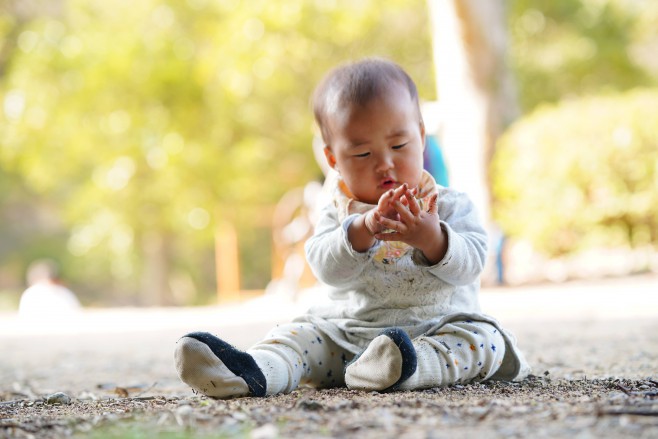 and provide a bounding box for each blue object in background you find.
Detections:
[423,134,505,284]
[423,135,449,187]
